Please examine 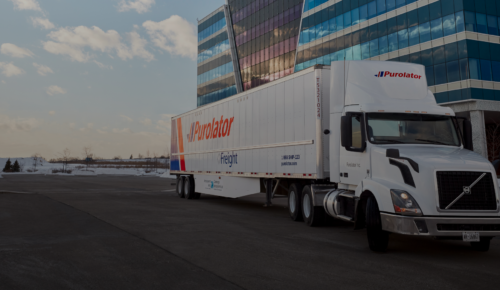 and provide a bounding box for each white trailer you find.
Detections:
[171,61,500,252]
